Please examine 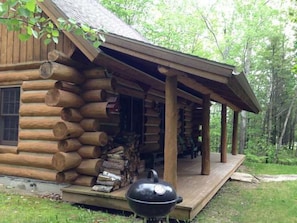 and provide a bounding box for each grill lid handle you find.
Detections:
[147,169,159,183]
